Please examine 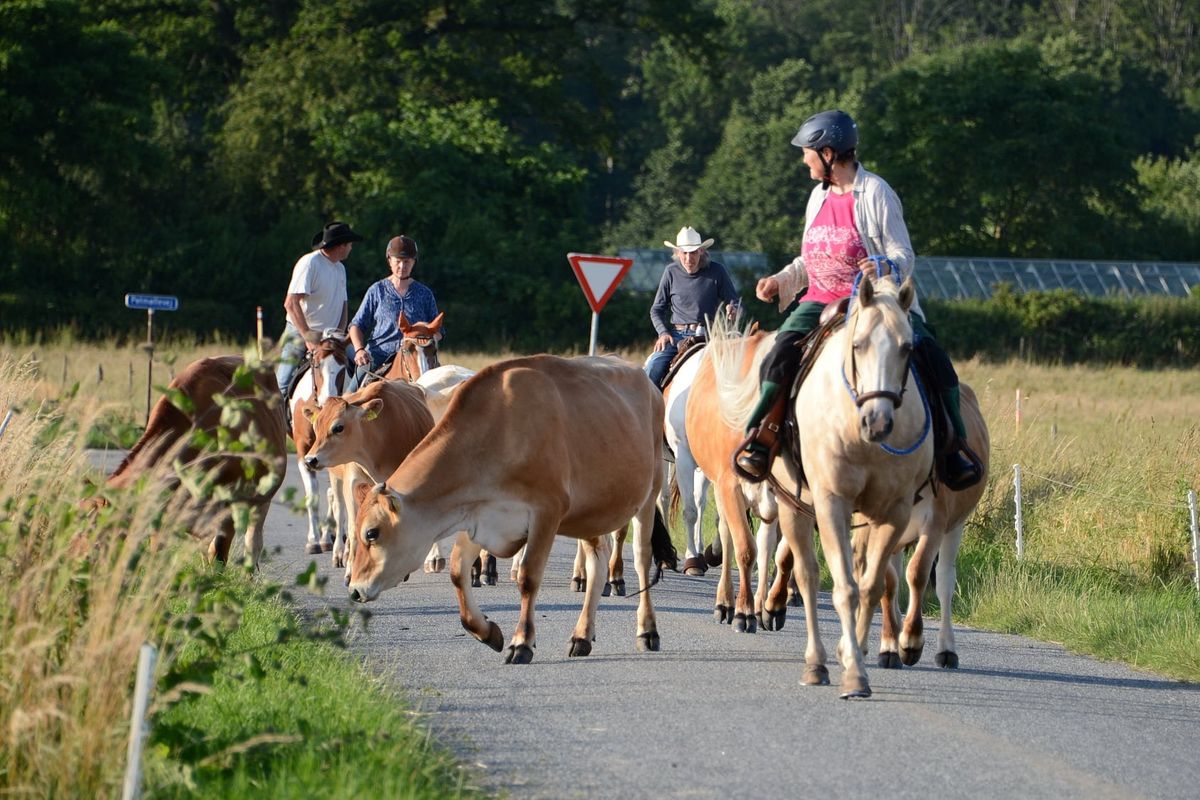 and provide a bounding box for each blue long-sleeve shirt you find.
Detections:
[350,279,440,364]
